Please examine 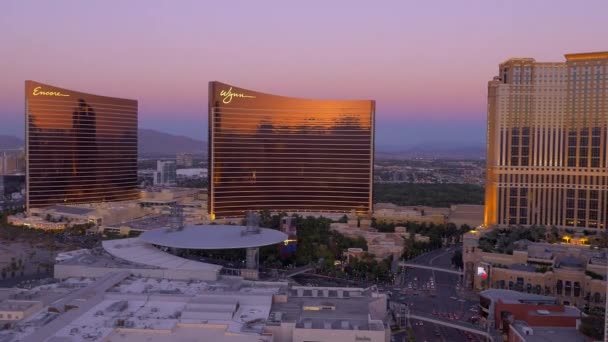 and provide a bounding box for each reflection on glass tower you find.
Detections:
[25,81,138,210]
[71,99,98,198]
[208,81,375,219]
